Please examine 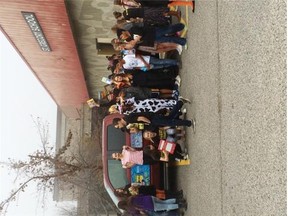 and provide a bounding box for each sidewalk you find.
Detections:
[176,1,286,215]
